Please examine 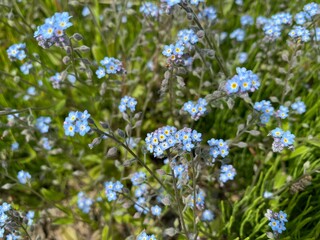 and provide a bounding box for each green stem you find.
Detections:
[91,123,171,197]
[179,4,229,78]
[168,151,189,239]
